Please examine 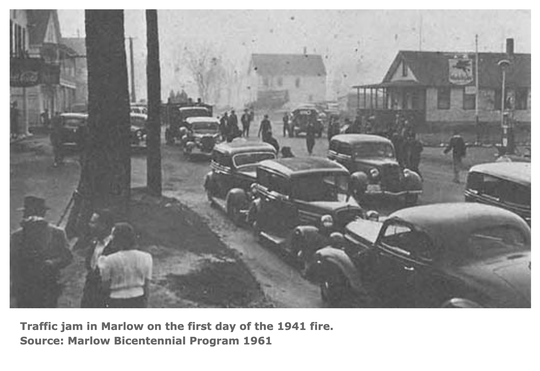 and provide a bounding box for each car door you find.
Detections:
[373,220,428,307]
